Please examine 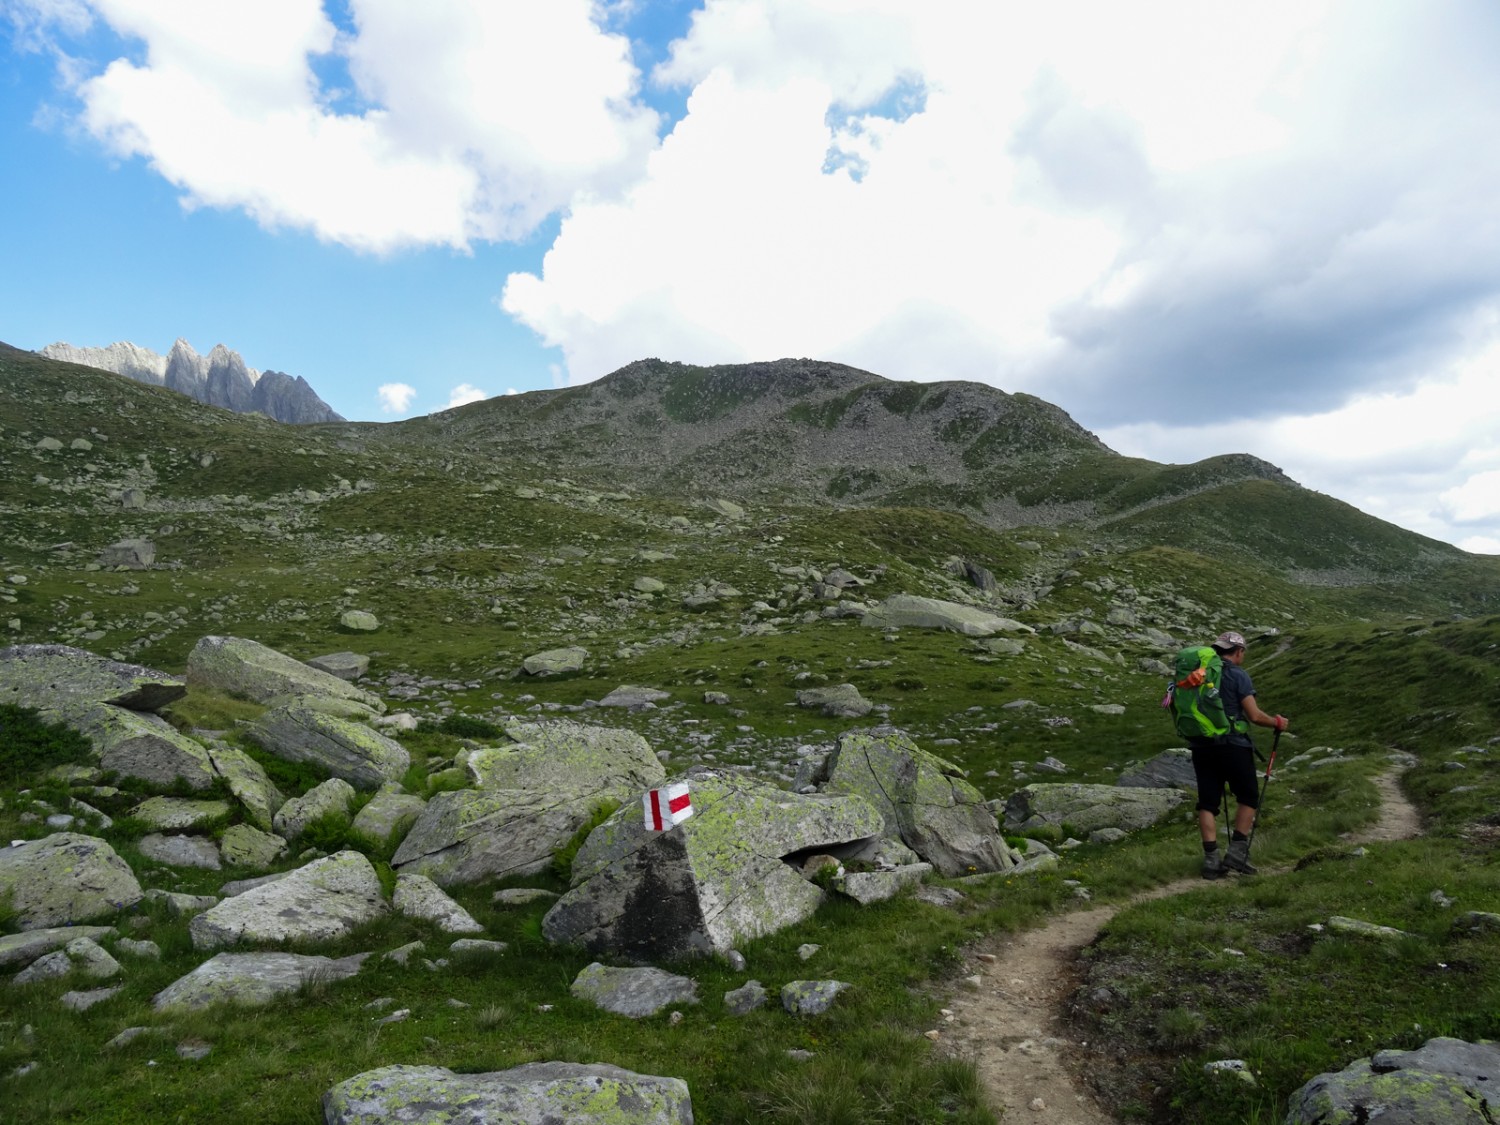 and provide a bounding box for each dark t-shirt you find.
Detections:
[1219,662,1256,748]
